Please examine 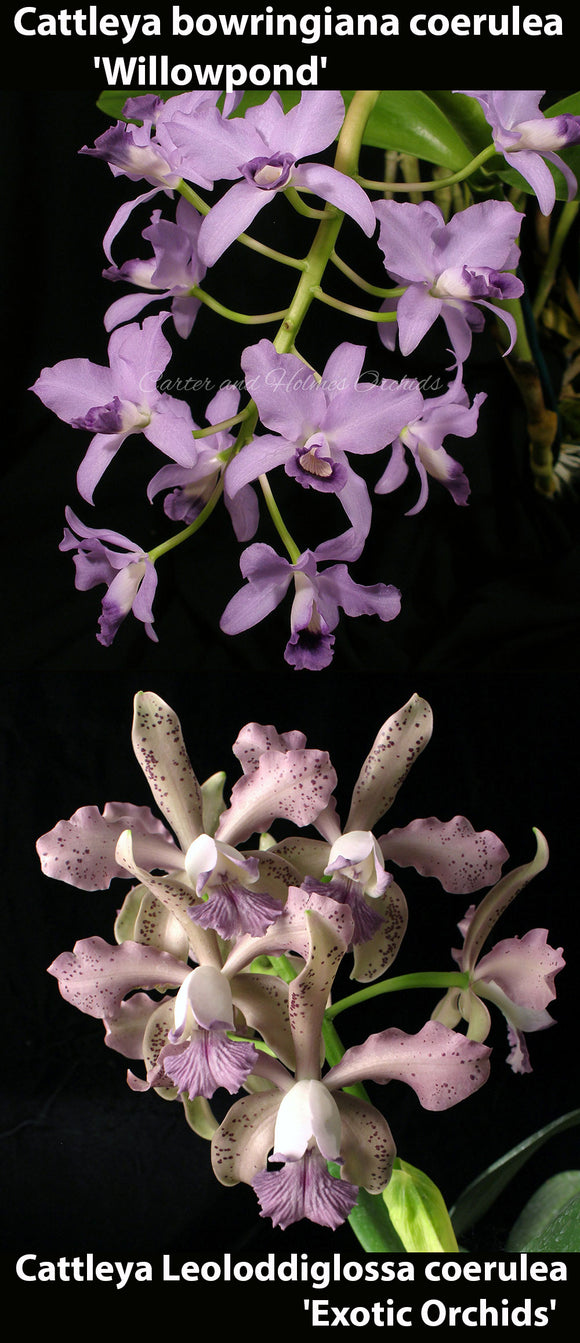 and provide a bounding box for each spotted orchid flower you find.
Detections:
[103,197,205,339]
[432,830,565,1073]
[47,921,293,1108]
[374,368,487,514]
[163,92,376,268]
[36,691,337,941]
[374,198,525,363]
[213,887,491,1230]
[59,506,158,646]
[220,541,401,671]
[30,315,197,504]
[226,339,423,561]
[455,90,580,216]
[265,694,509,981]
